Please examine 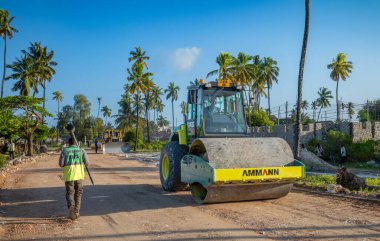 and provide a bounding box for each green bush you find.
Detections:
[246,108,274,128]
[348,140,375,163]
[307,138,320,151]
[123,129,143,148]
[138,141,166,151]
[322,130,351,161]
[34,125,50,141]
[0,154,7,168]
